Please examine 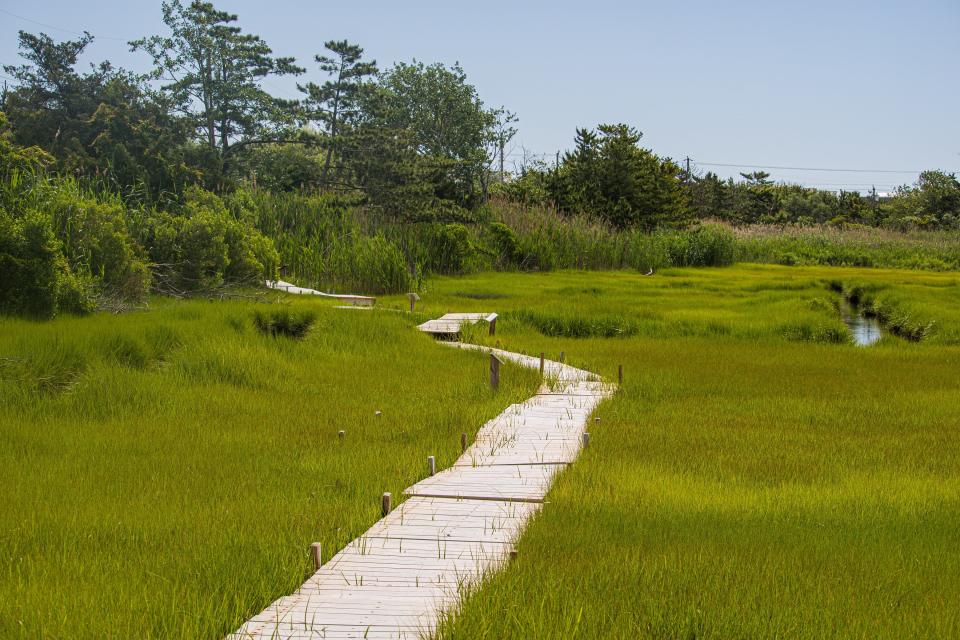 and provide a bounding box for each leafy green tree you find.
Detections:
[3,31,195,198]
[376,61,504,209]
[550,124,688,229]
[886,170,960,229]
[131,1,303,168]
[298,40,377,187]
